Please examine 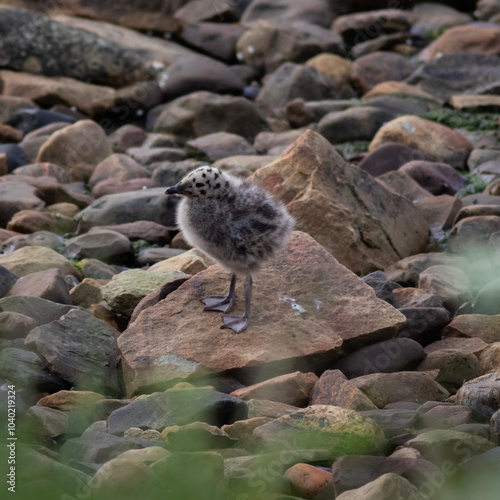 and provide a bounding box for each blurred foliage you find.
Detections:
[456,172,489,198]
[424,108,499,132]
